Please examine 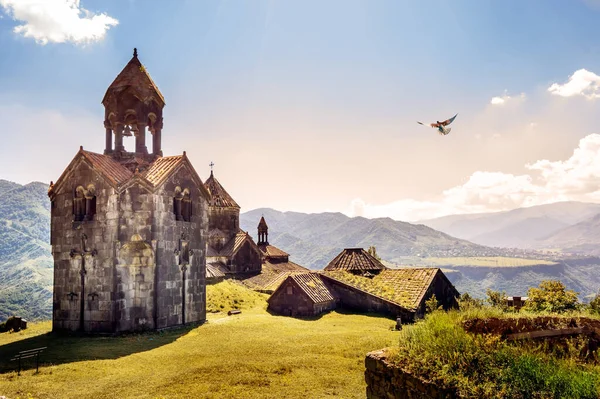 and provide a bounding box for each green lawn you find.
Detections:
[421,256,557,267]
[0,282,397,399]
